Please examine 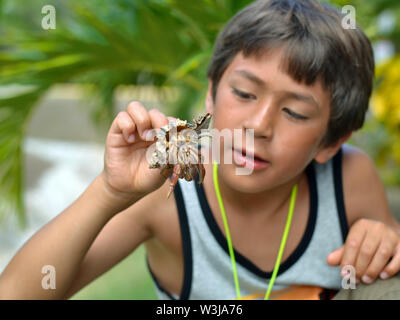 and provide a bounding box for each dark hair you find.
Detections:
[206,0,375,147]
